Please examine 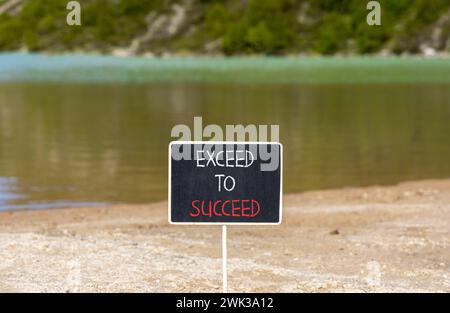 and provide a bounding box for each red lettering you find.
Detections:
[241,199,250,217]
[201,200,212,217]
[231,200,240,217]
[251,200,260,217]
[190,200,200,217]
[213,200,222,216]
[188,199,261,218]
[222,200,231,216]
